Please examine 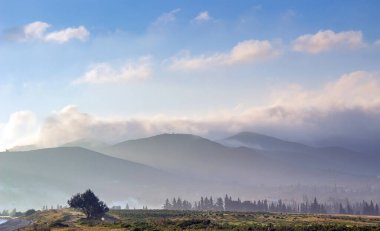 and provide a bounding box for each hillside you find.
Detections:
[20,209,380,231]
[102,134,372,187]
[2,133,379,210]
[0,147,192,210]
[222,132,380,176]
